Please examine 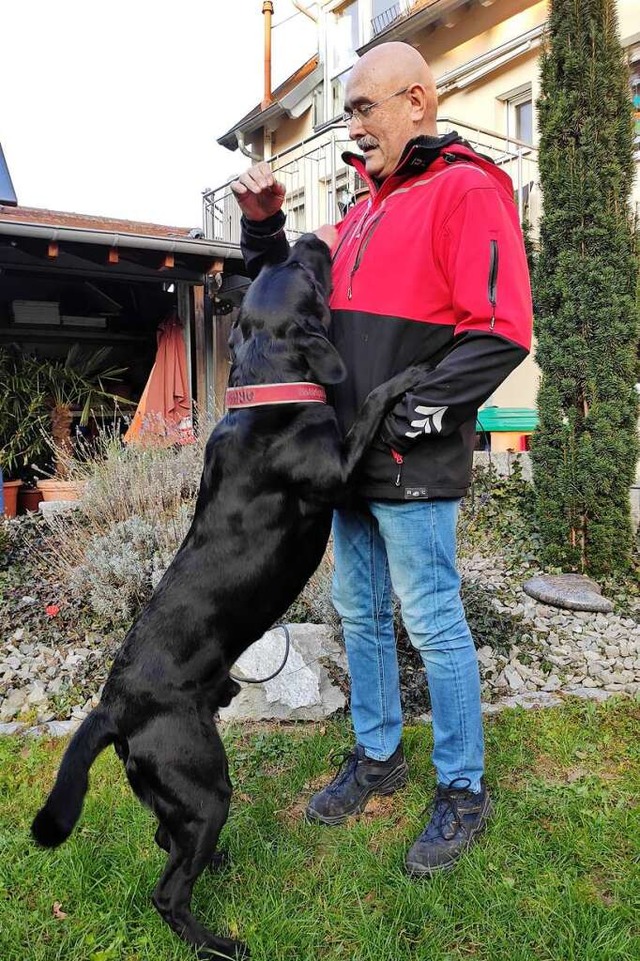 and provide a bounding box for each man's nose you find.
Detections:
[346,116,365,140]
